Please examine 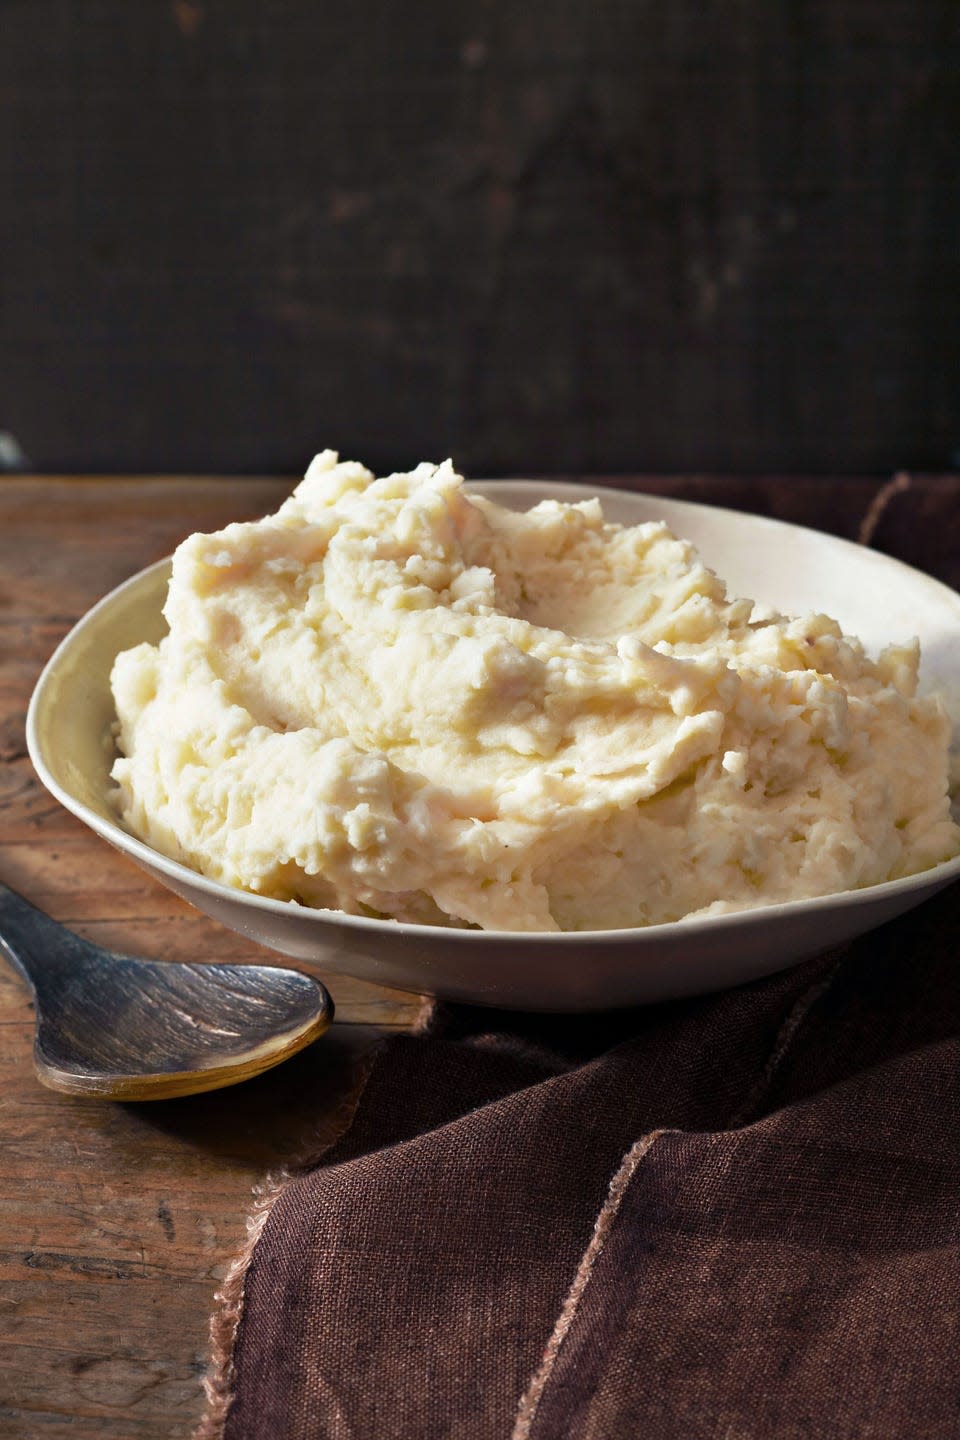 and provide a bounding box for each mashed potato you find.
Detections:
[110,453,960,932]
